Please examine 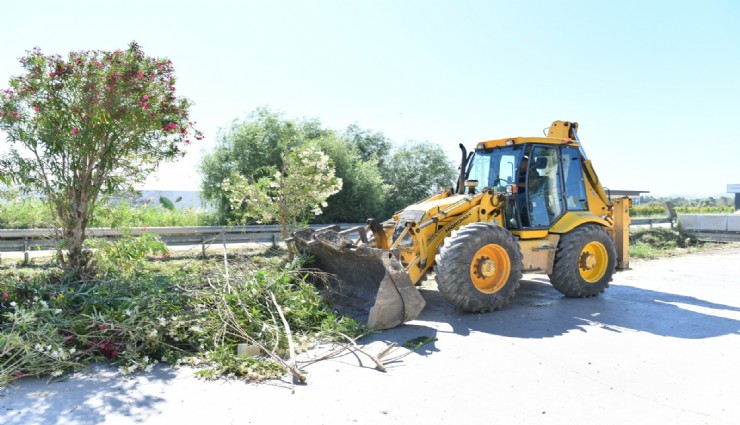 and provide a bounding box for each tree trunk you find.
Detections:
[63,188,91,275]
